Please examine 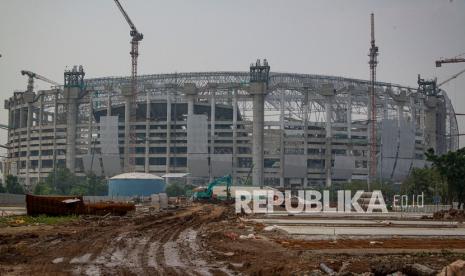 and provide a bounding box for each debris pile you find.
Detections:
[433,209,465,220]
[85,202,135,216]
[438,259,465,276]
